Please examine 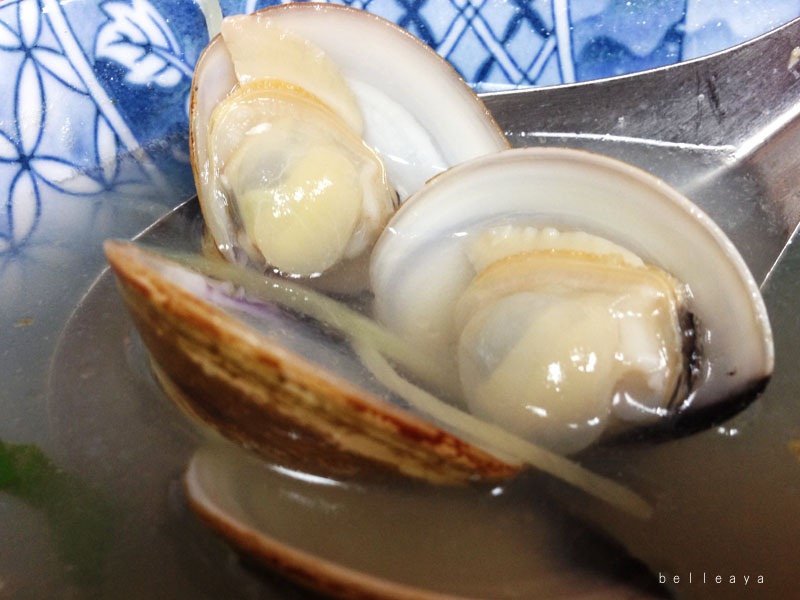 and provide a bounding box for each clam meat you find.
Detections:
[190,4,508,283]
[371,148,774,455]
